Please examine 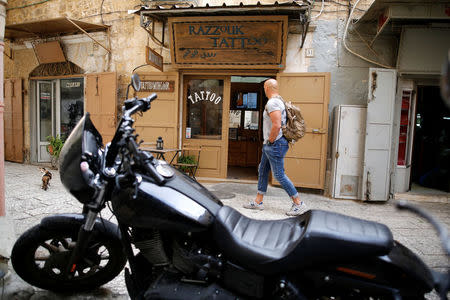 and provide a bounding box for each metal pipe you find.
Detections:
[65,17,111,53]
[0,0,6,216]
[0,40,4,216]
